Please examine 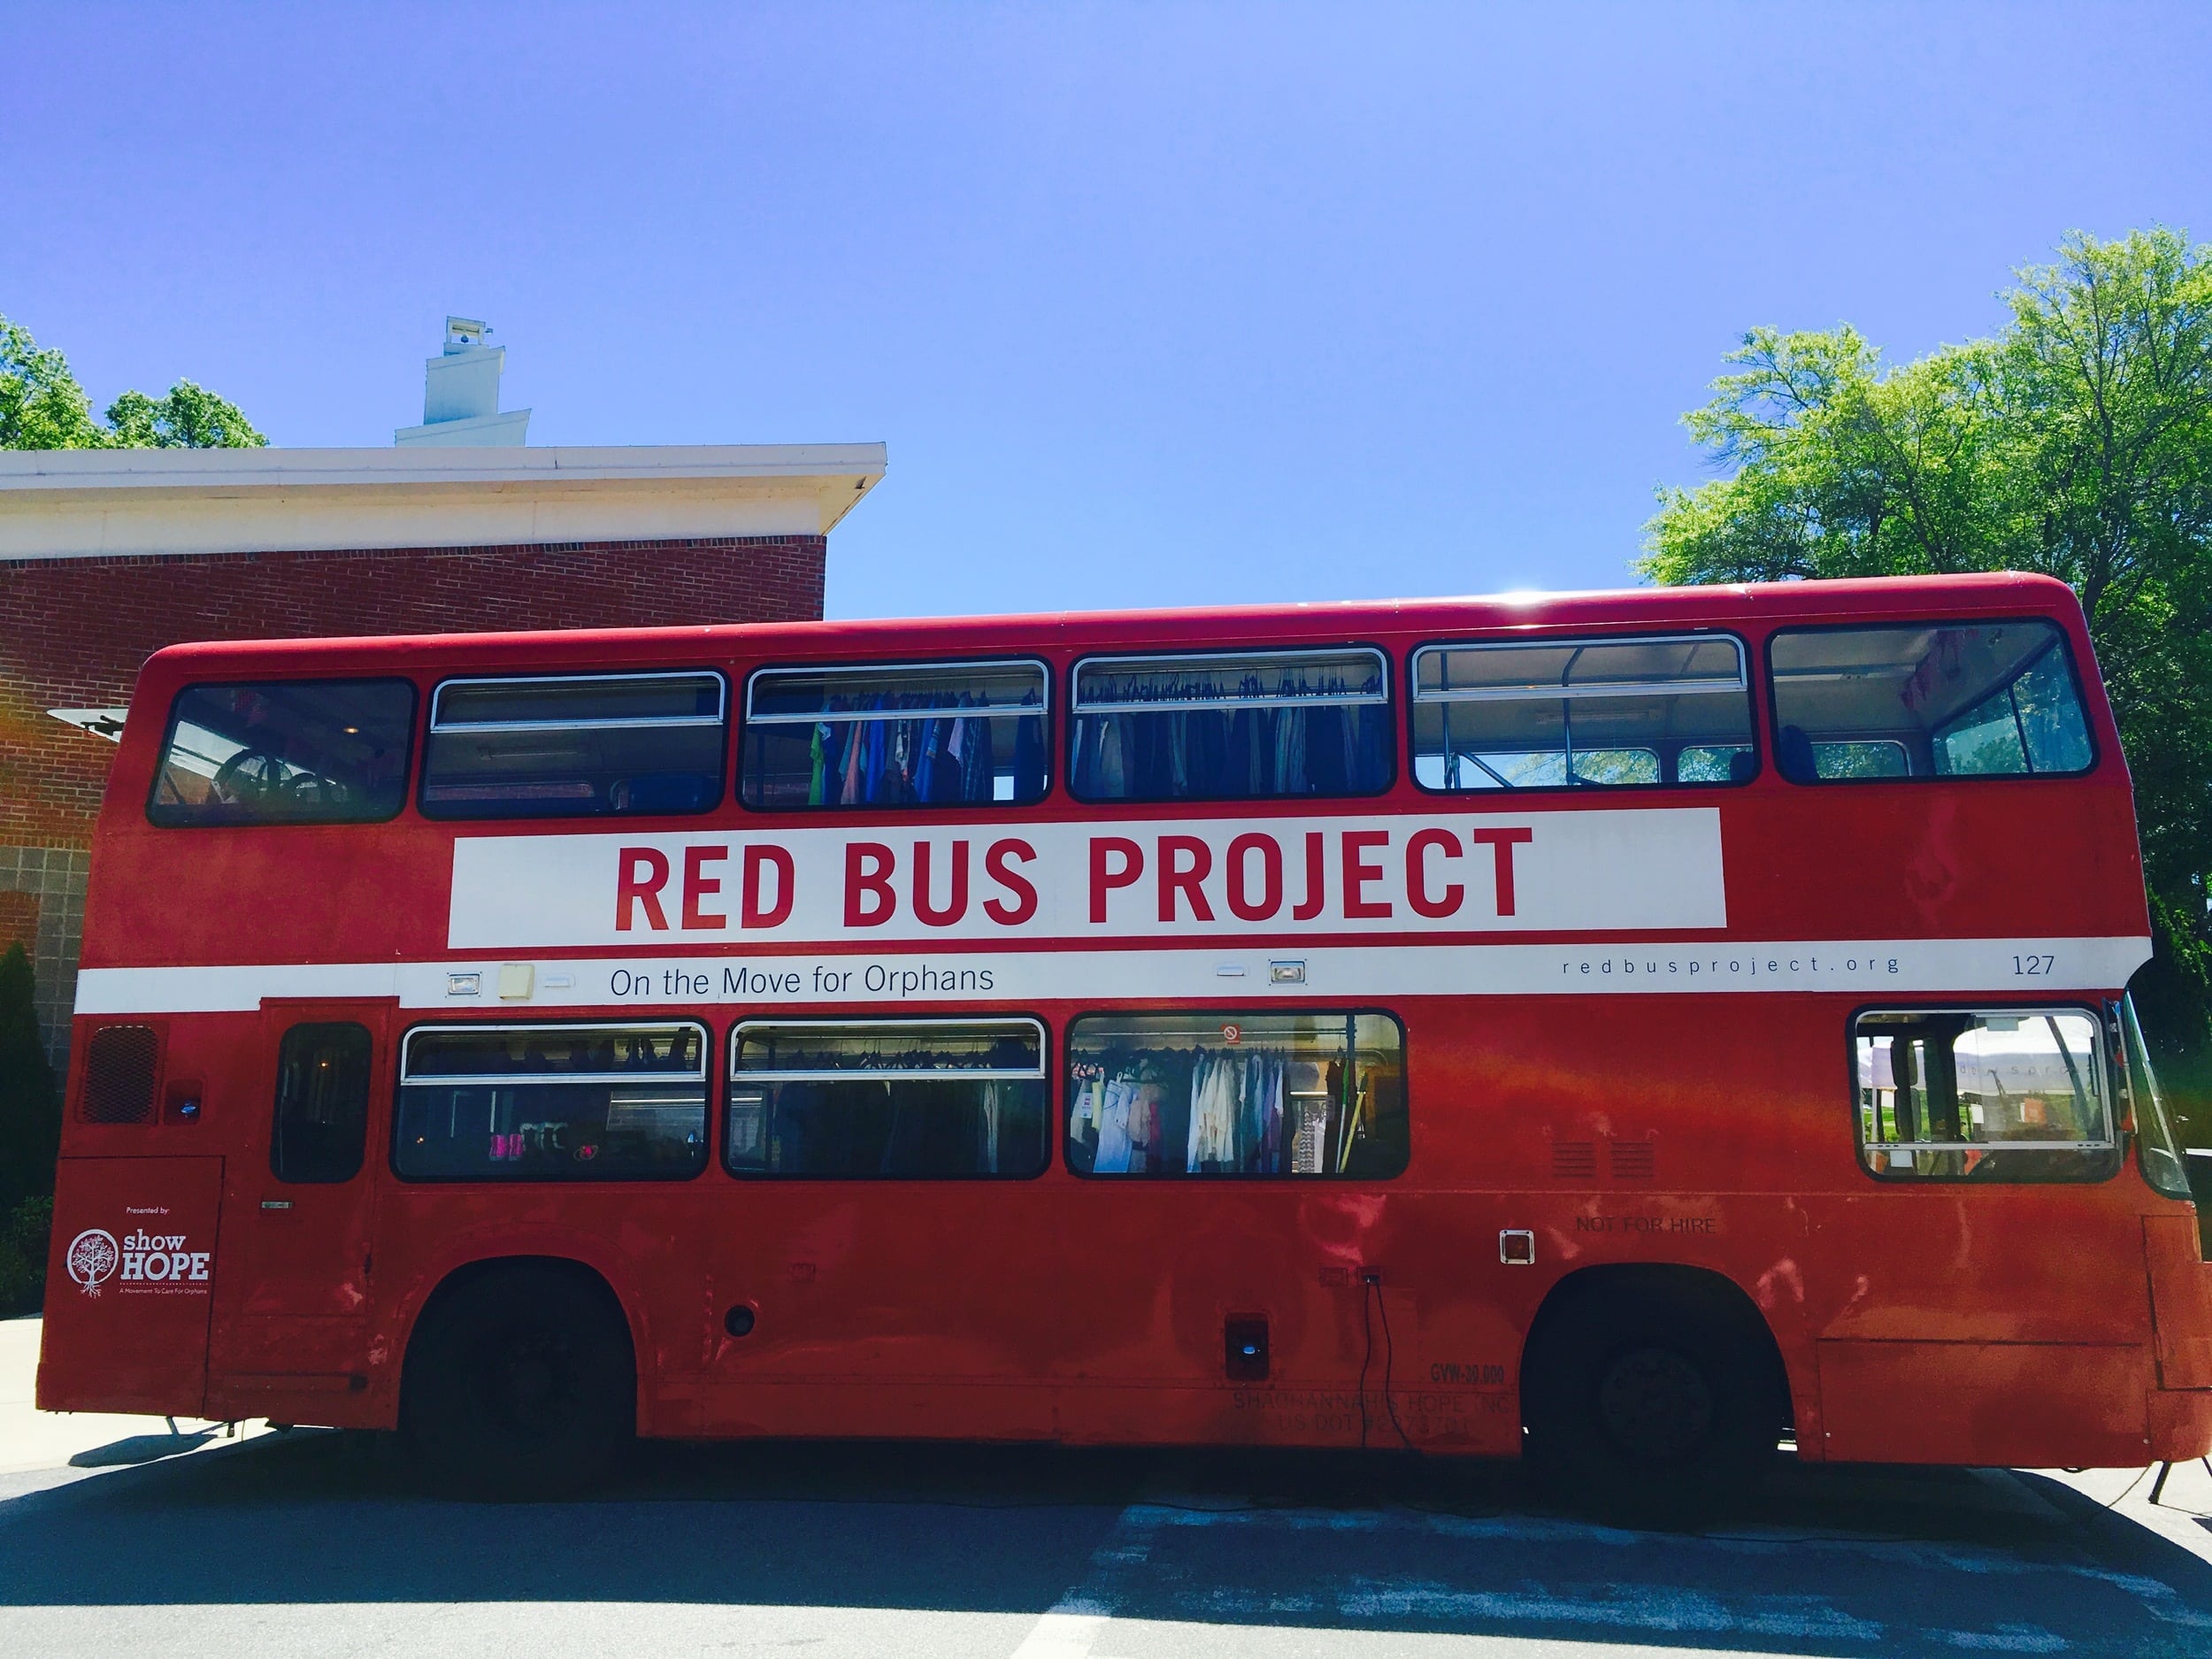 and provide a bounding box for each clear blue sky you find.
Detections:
[6,3,2209,620]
